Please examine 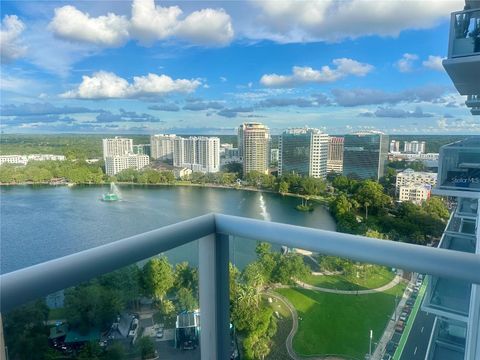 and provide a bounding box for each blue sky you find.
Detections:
[1,0,478,134]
